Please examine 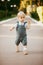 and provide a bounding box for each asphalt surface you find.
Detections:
[0,17,43,65]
